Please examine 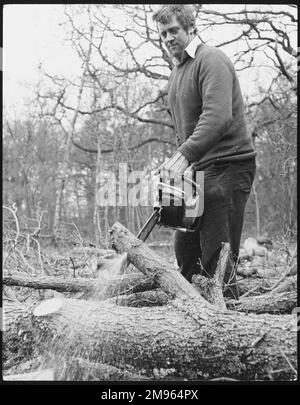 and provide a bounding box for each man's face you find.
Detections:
[158,16,192,60]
